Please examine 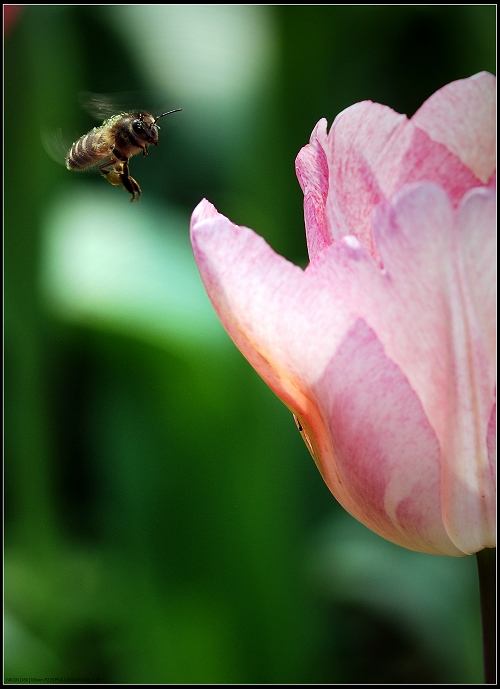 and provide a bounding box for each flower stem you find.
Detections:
[476,548,496,684]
